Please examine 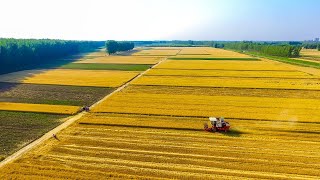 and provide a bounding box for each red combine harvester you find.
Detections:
[204,117,230,132]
